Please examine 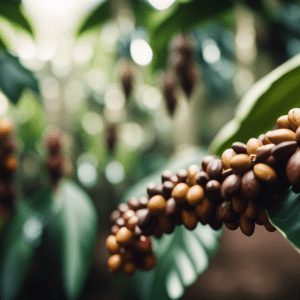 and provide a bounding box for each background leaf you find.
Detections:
[0,3,33,35]
[77,0,109,35]
[267,188,300,253]
[123,147,223,300]
[0,188,53,300]
[0,53,39,104]
[52,179,98,300]
[209,53,300,156]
